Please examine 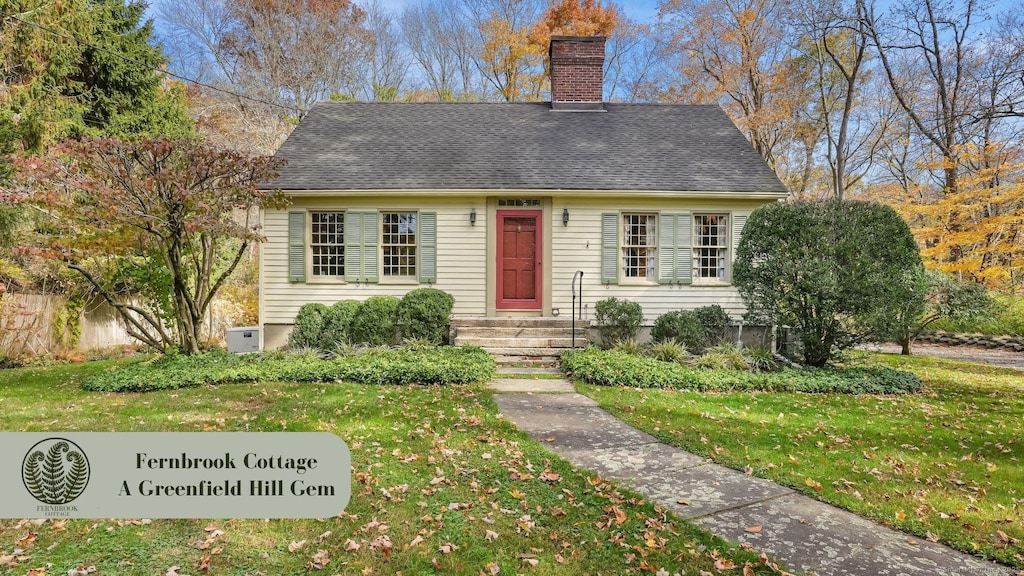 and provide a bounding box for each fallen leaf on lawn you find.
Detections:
[987,462,997,472]
[744,564,756,576]
[787,454,799,465]
[611,506,627,525]
[895,510,907,521]
[804,478,823,492]
[27,569,46,576]
[66,567,97,576]
[344,539,361,551]
[16,533,37,547]
[408,535,424,548]
[438,542,459,554]
[0,554,13,567]
[744,526,762,534]
[485,530,499,542]
[555,554,564,563]
[714,557,737,570]
[925,532,940,542]
[308,549,330,570]
[997,530,1013,544]
[204,522,218,532]
[744,466,753,475]
[165,567,180,576]
[539,470,560,482]
[676,498,689,506]
[316,530,331,543]
[288,540,306,552]
[196,555,211,573]
[485,561,500,575]
[509,488,525,499]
